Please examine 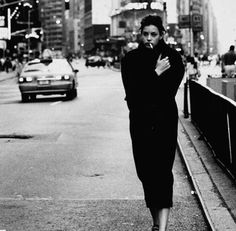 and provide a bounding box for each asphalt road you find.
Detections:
[0,65,209,230]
